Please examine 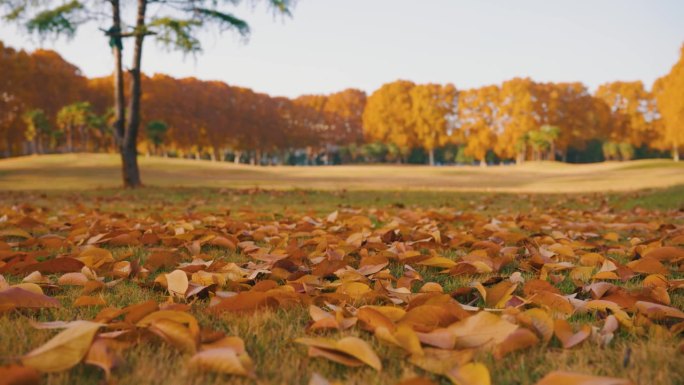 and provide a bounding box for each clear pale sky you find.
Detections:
[1,0,683,98]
